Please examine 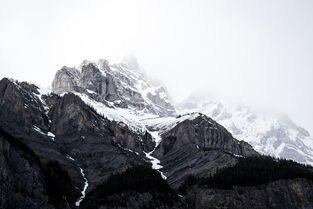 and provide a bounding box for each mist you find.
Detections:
[0,0,312,134]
